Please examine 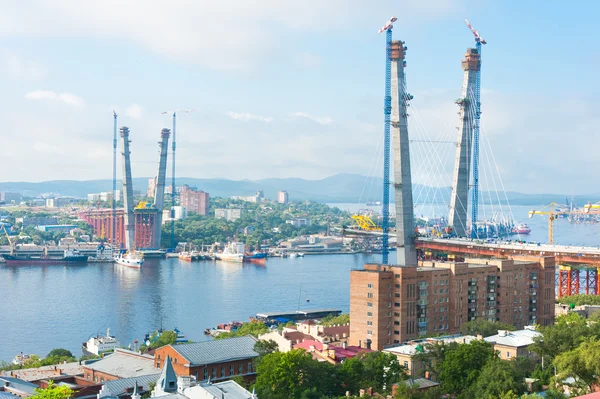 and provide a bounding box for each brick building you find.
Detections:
[349,257,556,351]
[153,336,258,382]
[78,209,125,247]
[179,186,209,215]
